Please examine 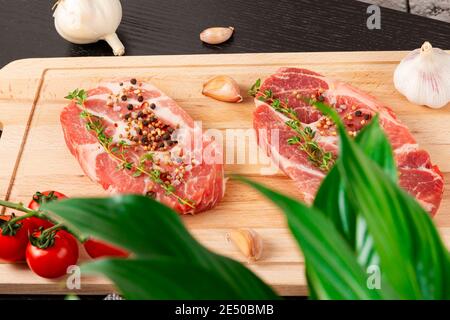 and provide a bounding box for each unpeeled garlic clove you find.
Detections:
[202,75,243,103]
[394,41,450,109]
[228,228,263,261]
[200,27,234,45]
